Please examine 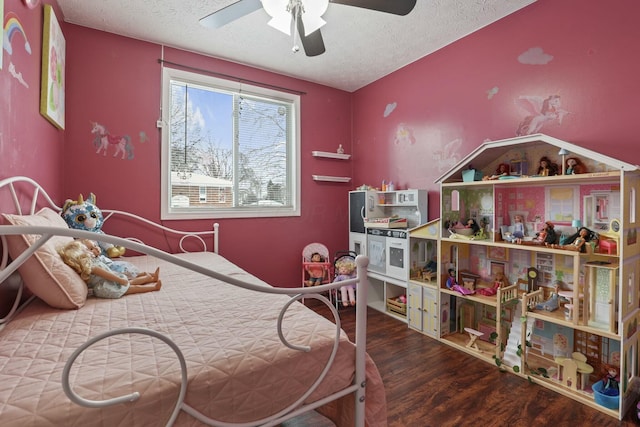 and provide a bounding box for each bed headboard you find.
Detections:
[0,176,219,256]
[0,176,219,323]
